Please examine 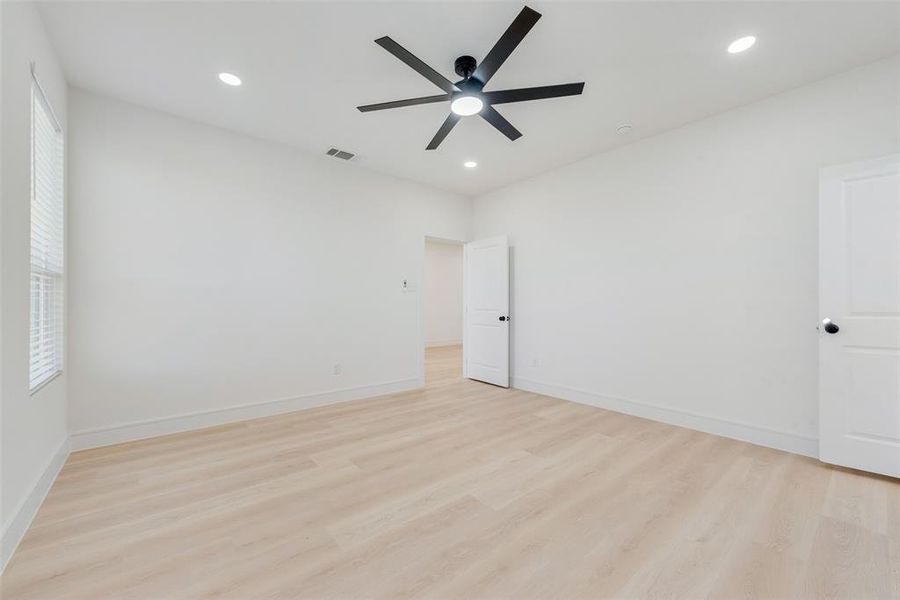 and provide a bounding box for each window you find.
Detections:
[30,74,65,392]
